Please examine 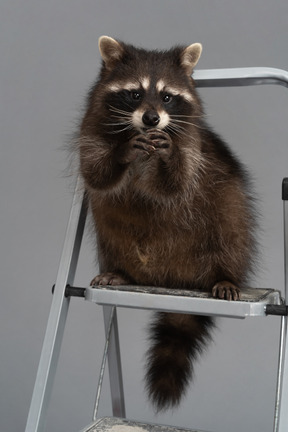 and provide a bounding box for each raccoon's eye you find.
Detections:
[163,94,172,103]
[131,91,142,101]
